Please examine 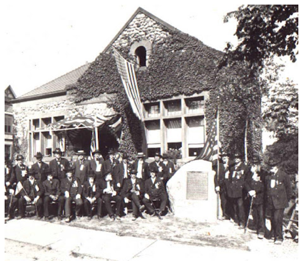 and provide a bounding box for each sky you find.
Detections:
[1,1,298,98]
